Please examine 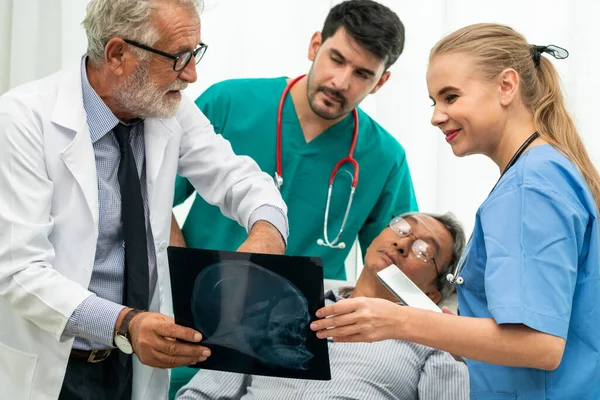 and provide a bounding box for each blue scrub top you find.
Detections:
[458,145,600,399]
